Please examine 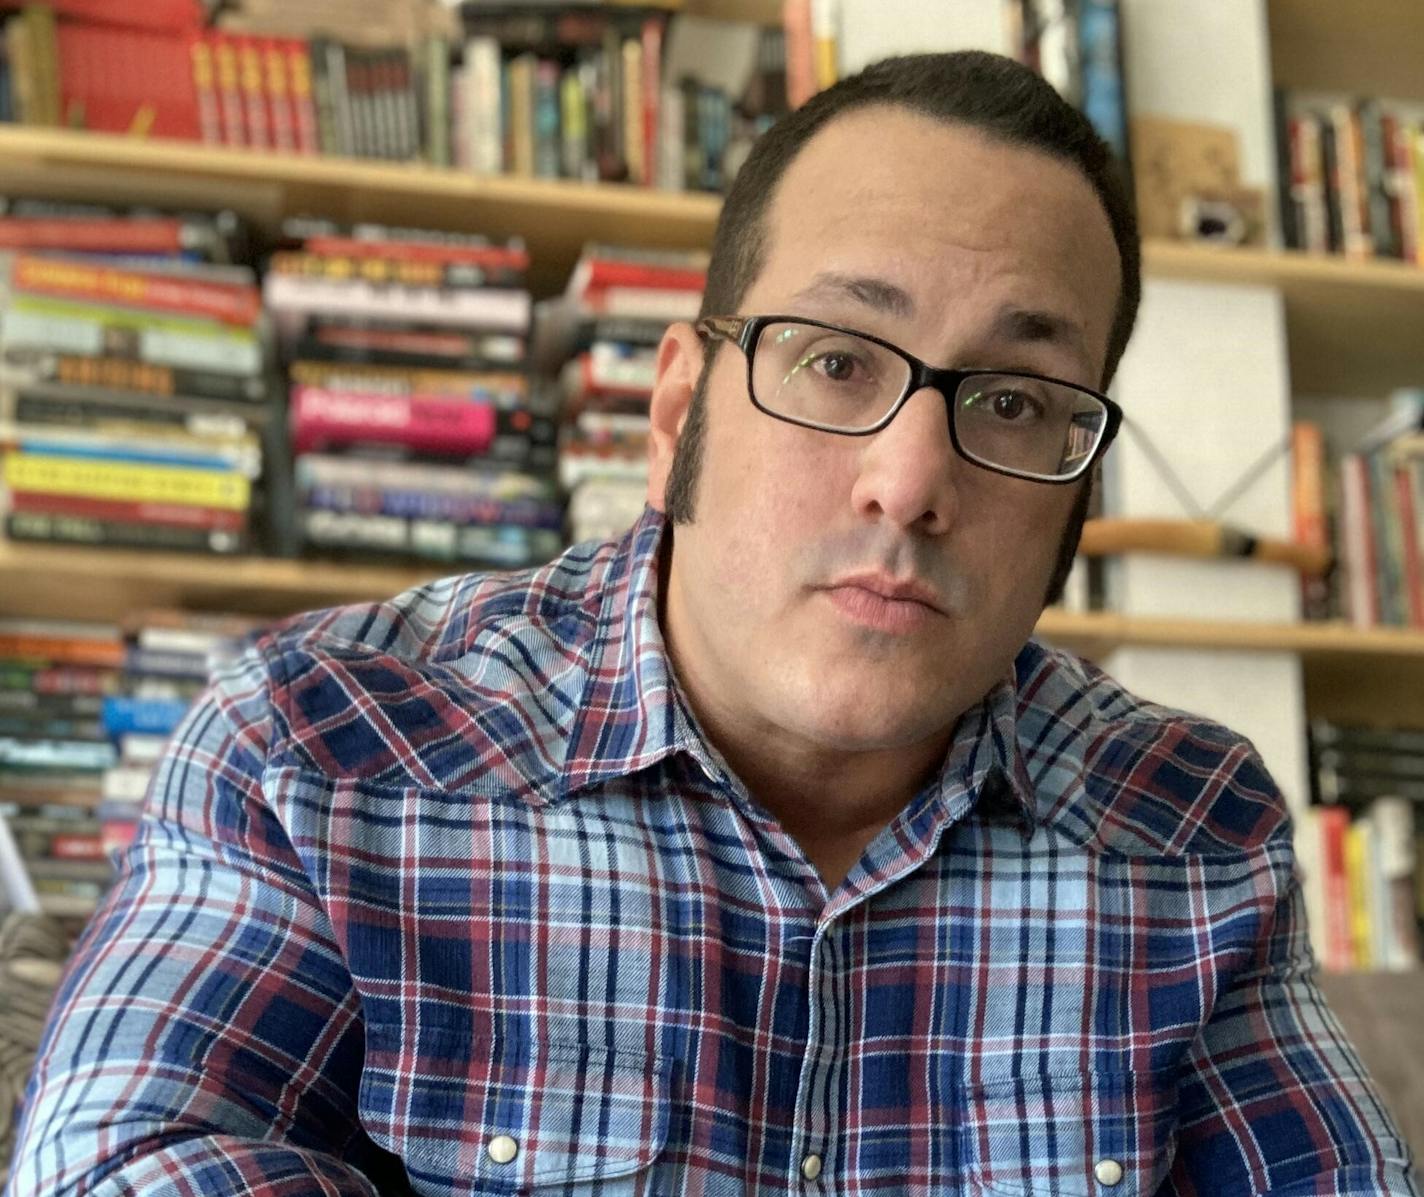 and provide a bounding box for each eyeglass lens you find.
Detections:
[751,321,1106,479]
